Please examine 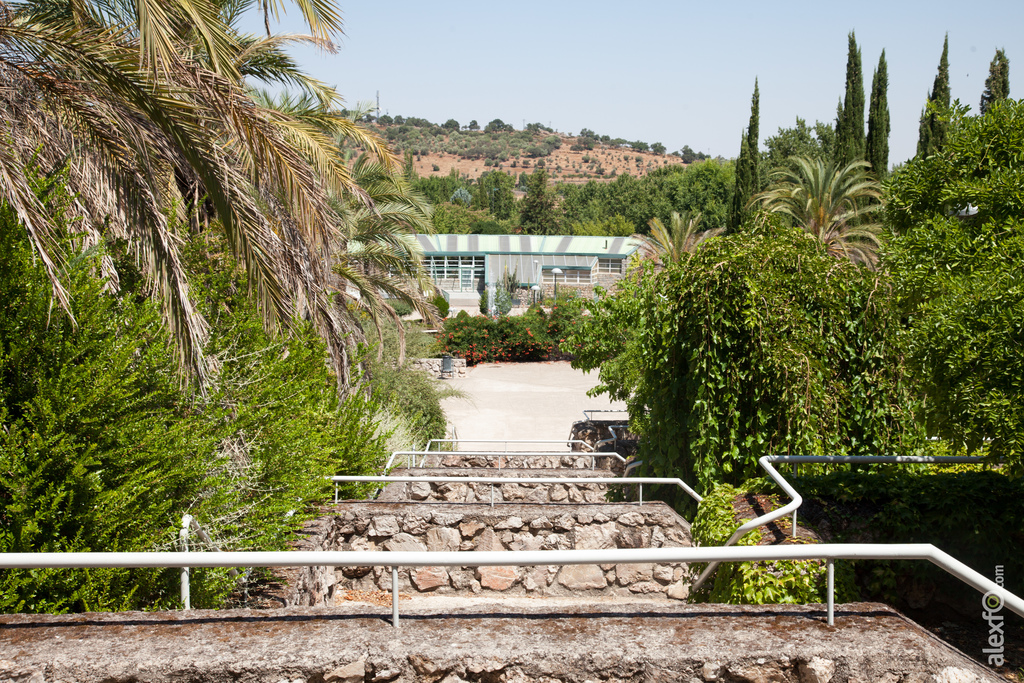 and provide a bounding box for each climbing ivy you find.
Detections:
[571,219,921,508]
